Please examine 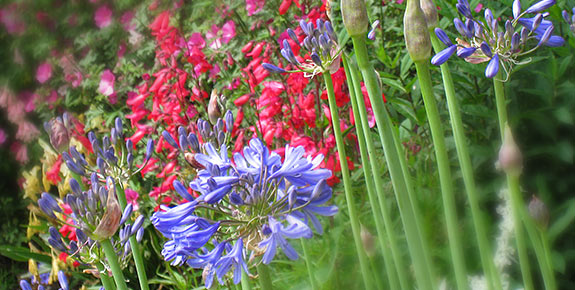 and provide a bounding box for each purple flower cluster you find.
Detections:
[151,137,338,288]
[262,19,340,77]
[38,176,144,264]
[432,0,564,79]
